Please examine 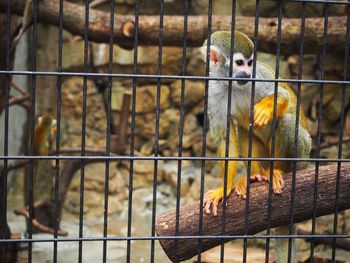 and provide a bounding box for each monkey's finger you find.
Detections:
[250,174,262,182]
[235,187,246,199]
[262,116,269,125]
[254,107,264,116]
[274,189,283,194]
[259,114,270,127]
[281,179,285,188]
[273,180,283,194]
[255,114,269,128]
[204,200,213,214]
[203,195,213,206]
[239,191,247,199]
[254,112,265,124]
[249,175,257,182]
[235,189,240,196]
[212,204,218,216]
[274,180,280,191]
[212,198,221,216]
[254,122,264,129]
